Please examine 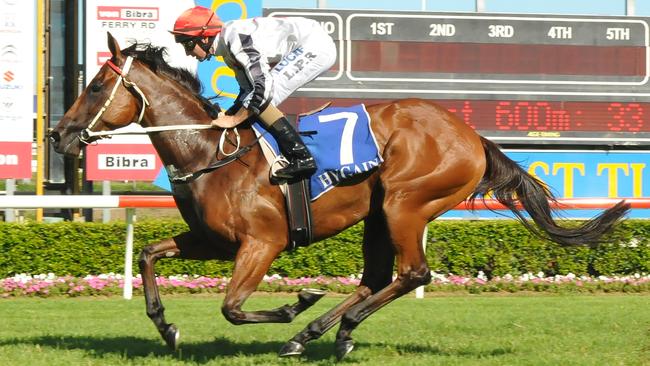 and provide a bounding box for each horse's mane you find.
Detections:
[121,42,221,119]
